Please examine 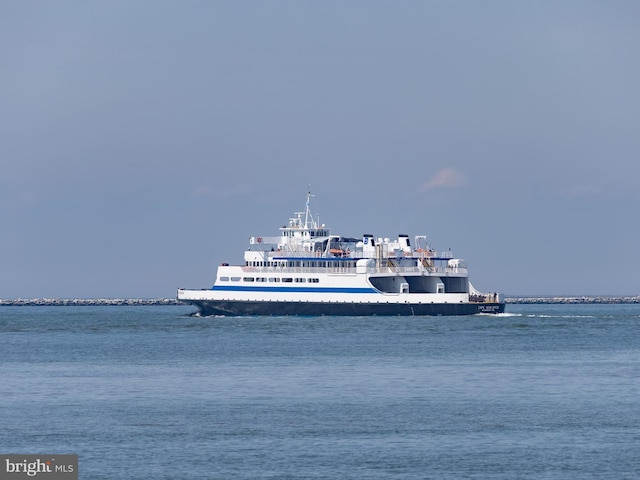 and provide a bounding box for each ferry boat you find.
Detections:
[177,192,505,316]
